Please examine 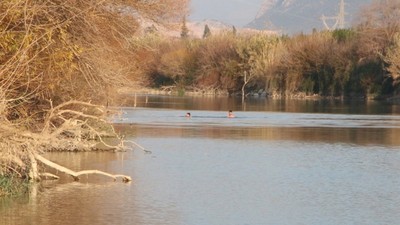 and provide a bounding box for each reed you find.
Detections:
[0,175,29,197]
